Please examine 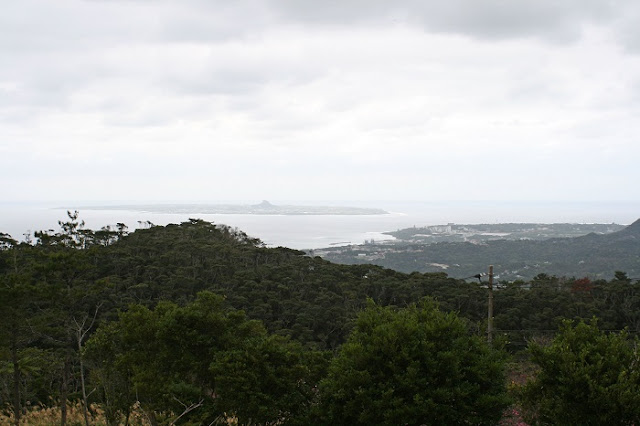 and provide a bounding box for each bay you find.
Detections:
[1,200,638,250]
